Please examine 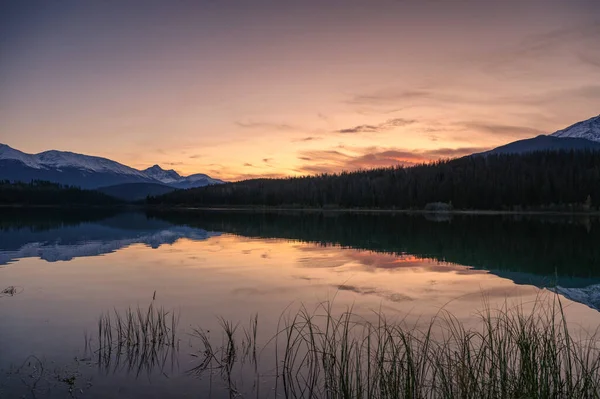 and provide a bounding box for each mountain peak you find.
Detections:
[0,143,224,189]
[144,164,176,173]
[145,164,163,172]
[551,114,600,143]
[142,164,181,183]
[0,143,43,169]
